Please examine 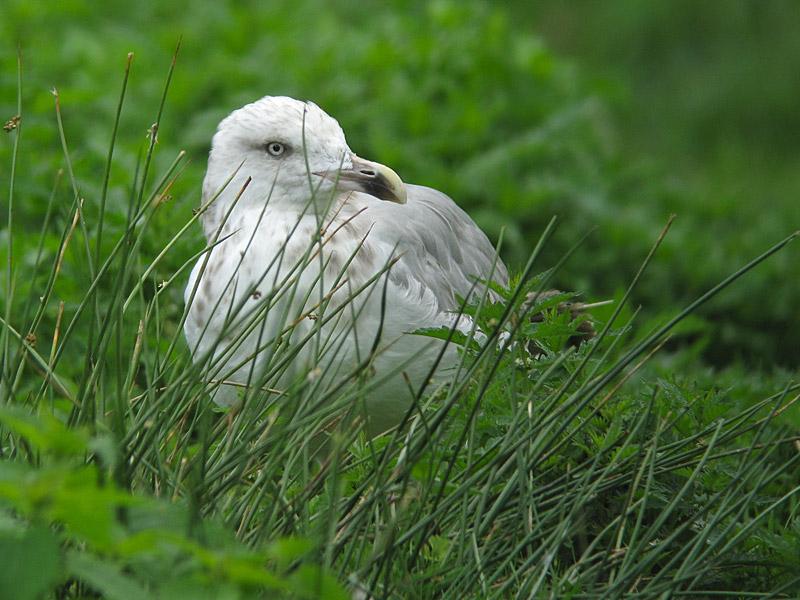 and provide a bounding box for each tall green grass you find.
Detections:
[5,0,798,367]
[1,52,799,599]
